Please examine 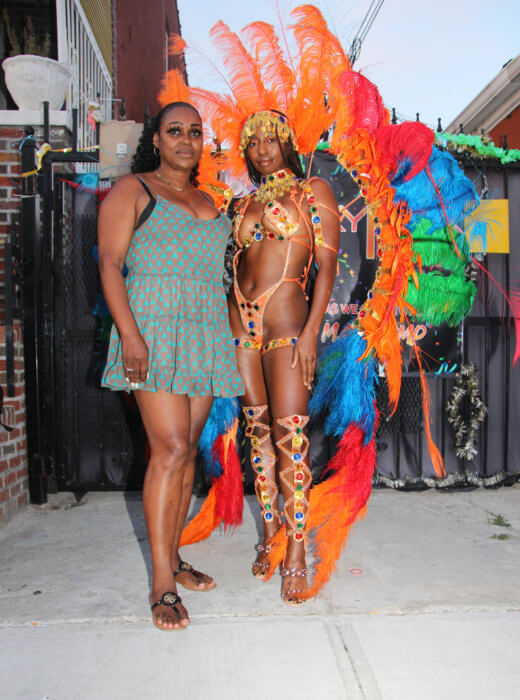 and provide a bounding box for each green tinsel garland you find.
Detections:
[406,271,476,326]
[436,132,520,164]
[446,364,487,460]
